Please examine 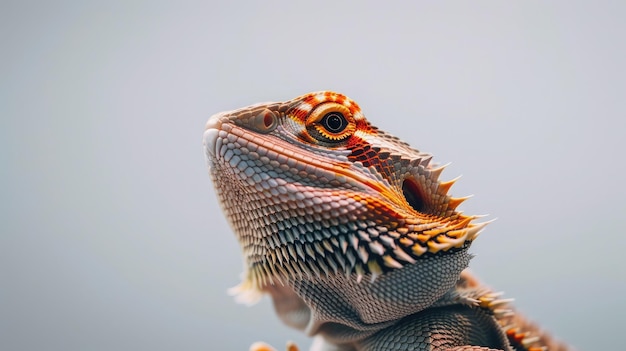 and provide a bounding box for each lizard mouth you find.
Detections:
[204,120,402,202]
